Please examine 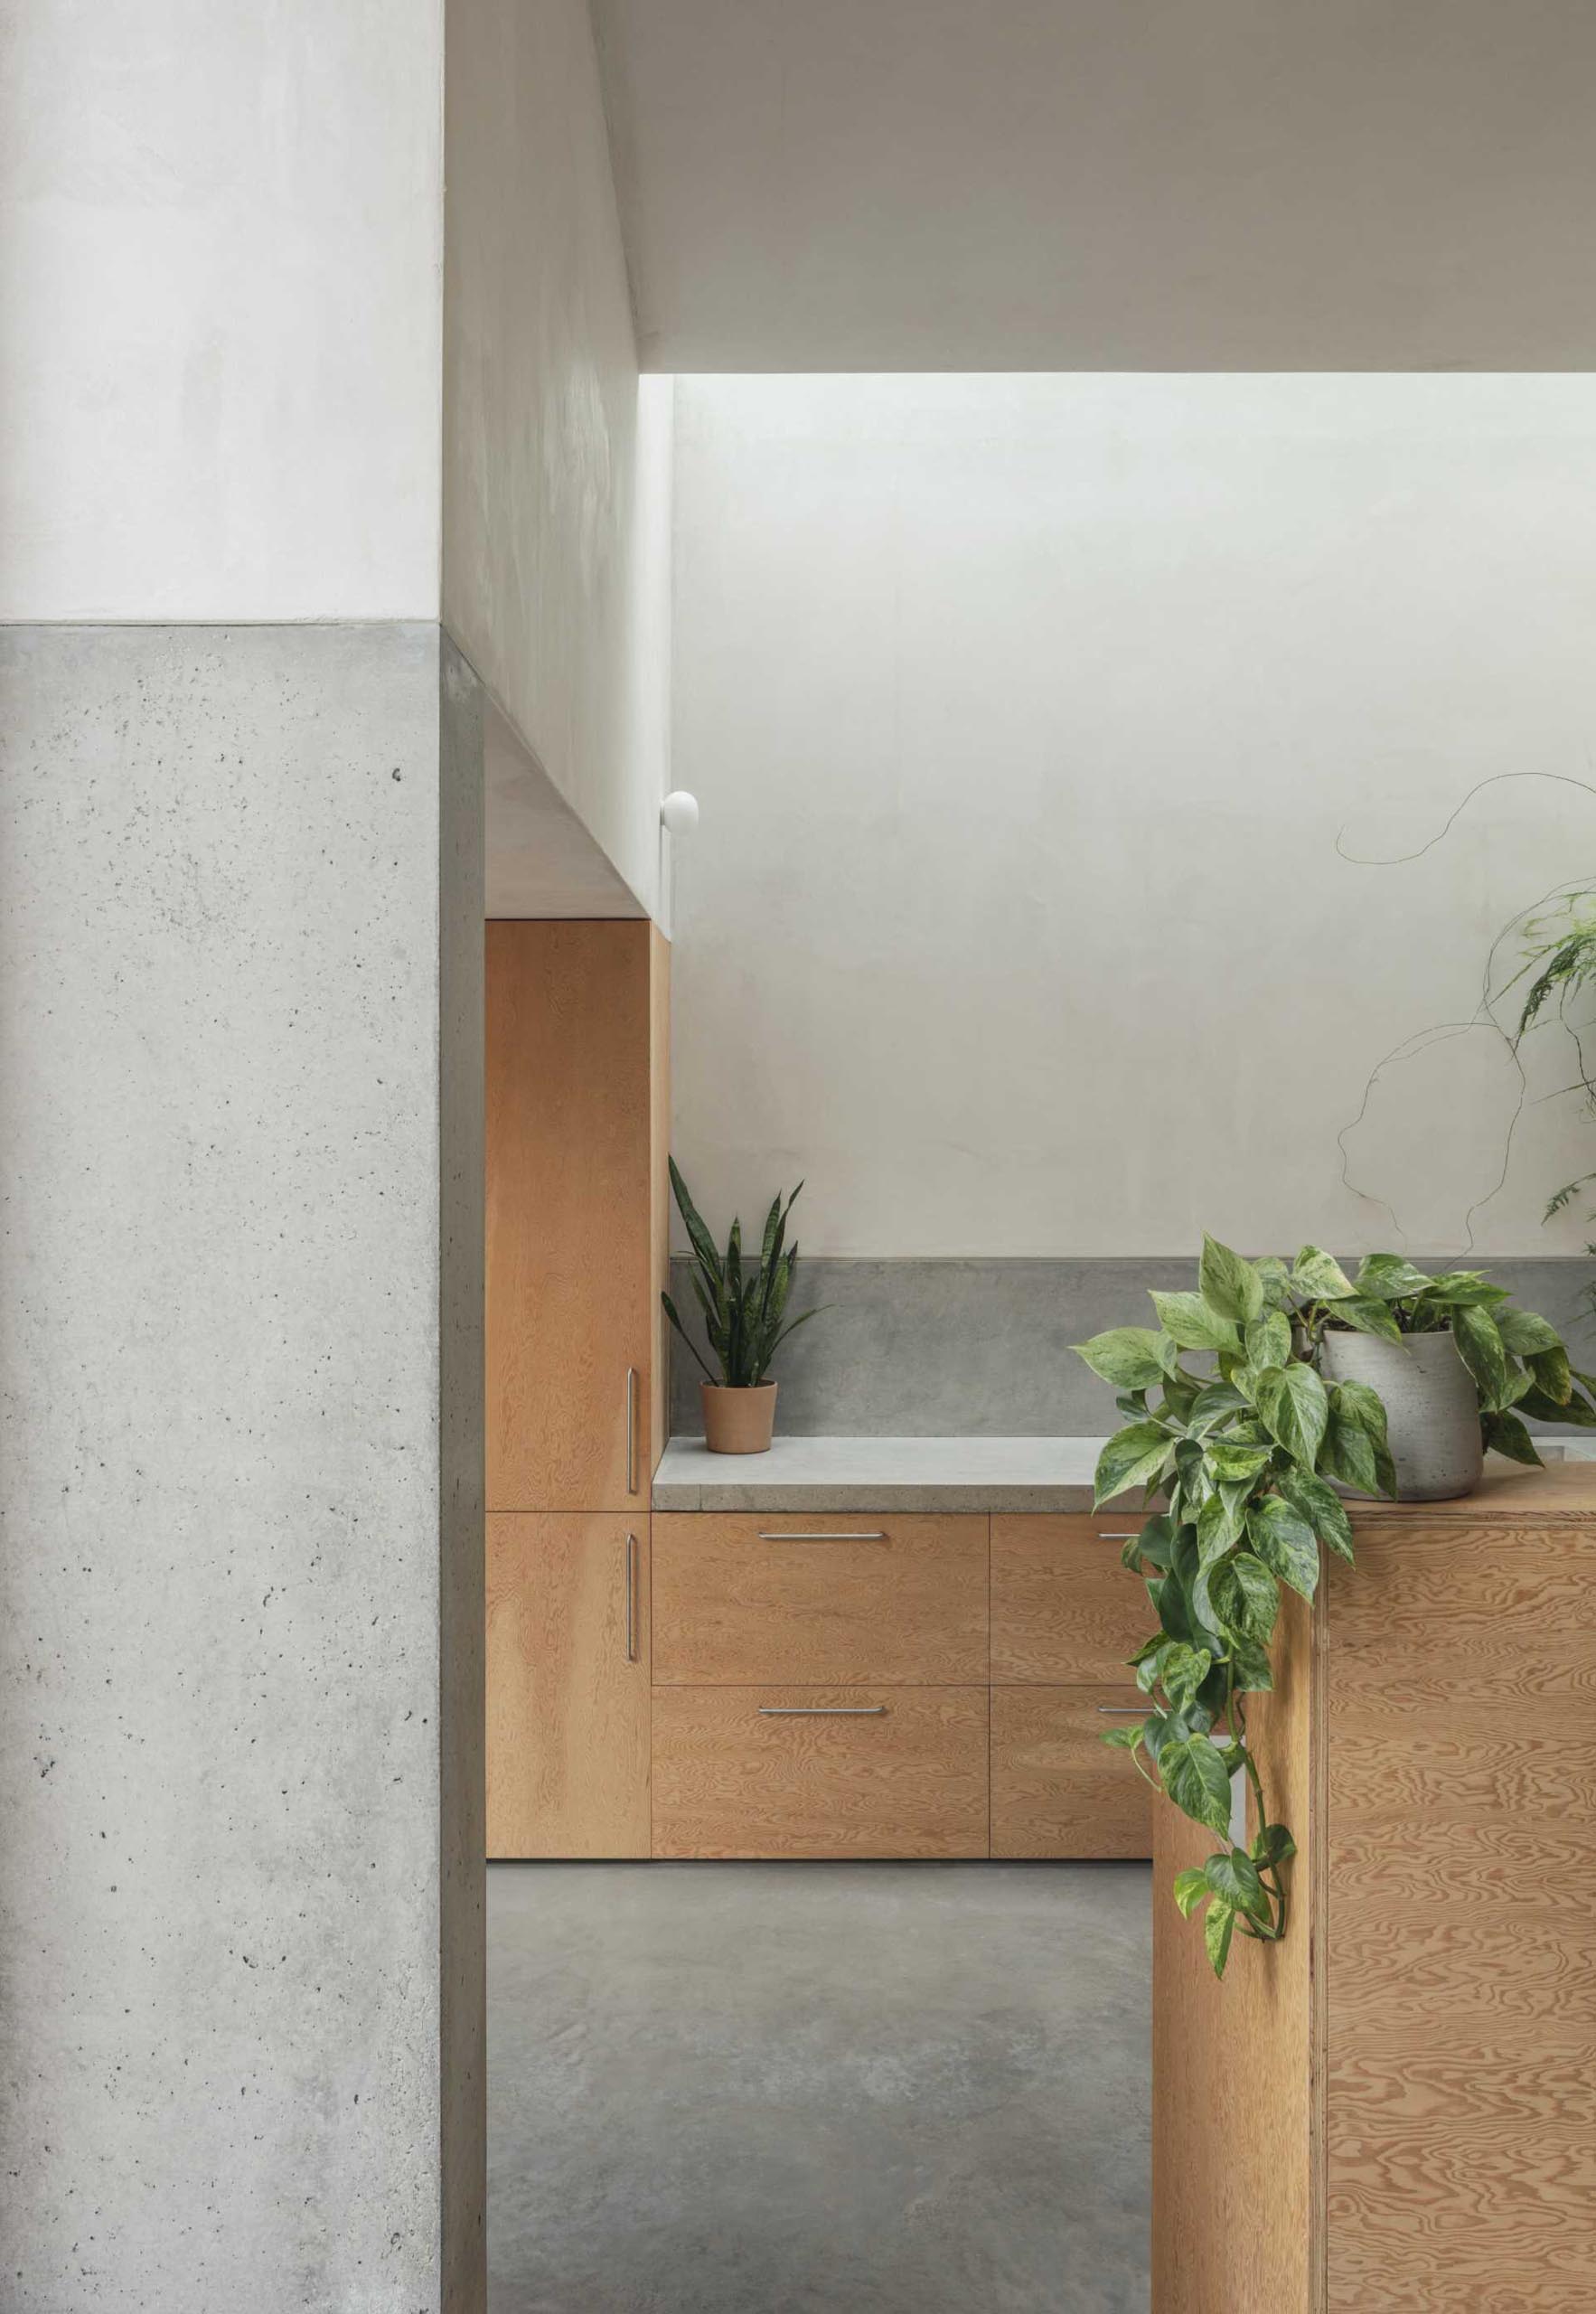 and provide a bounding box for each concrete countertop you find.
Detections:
[652,1434,1113,1512]
[653,1434,1596,1514]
